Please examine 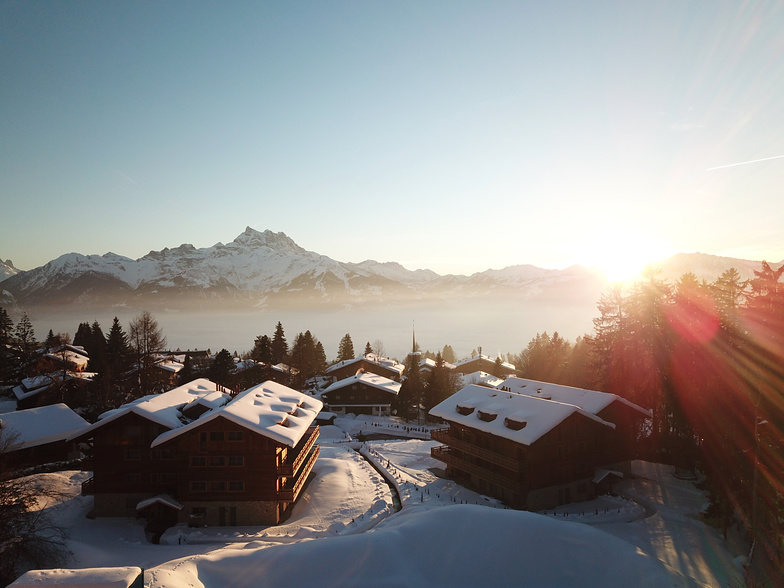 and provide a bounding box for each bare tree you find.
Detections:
[129,311,167,397]
[0,430,70,586]
[372,339,386,357]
